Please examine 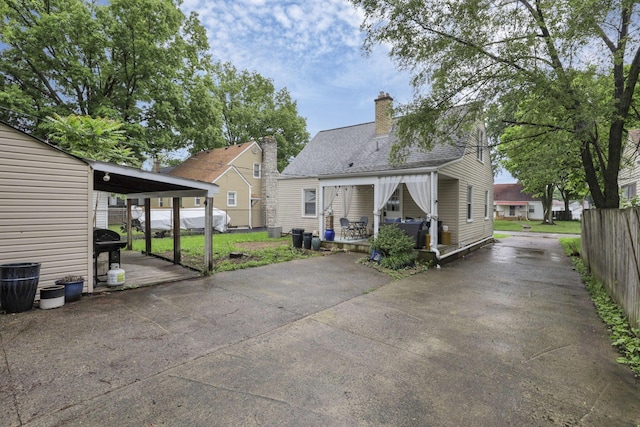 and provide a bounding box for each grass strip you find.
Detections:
[559,238,640,377]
